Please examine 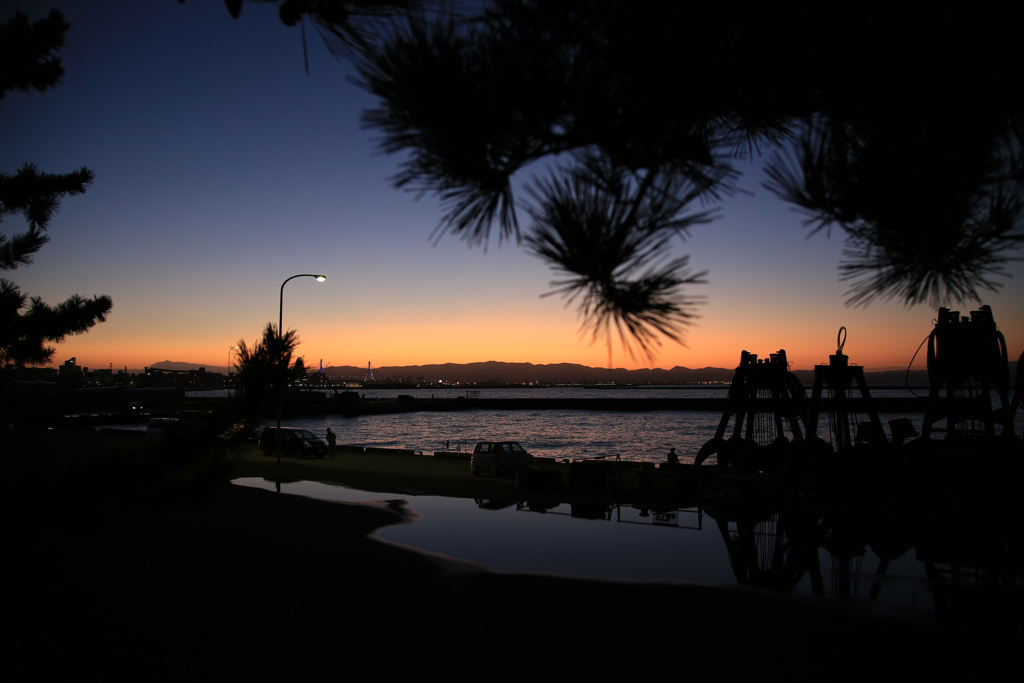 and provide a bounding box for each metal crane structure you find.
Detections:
[922,306,1013,441]
[696,349,809,472]
[806,327,886,453]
